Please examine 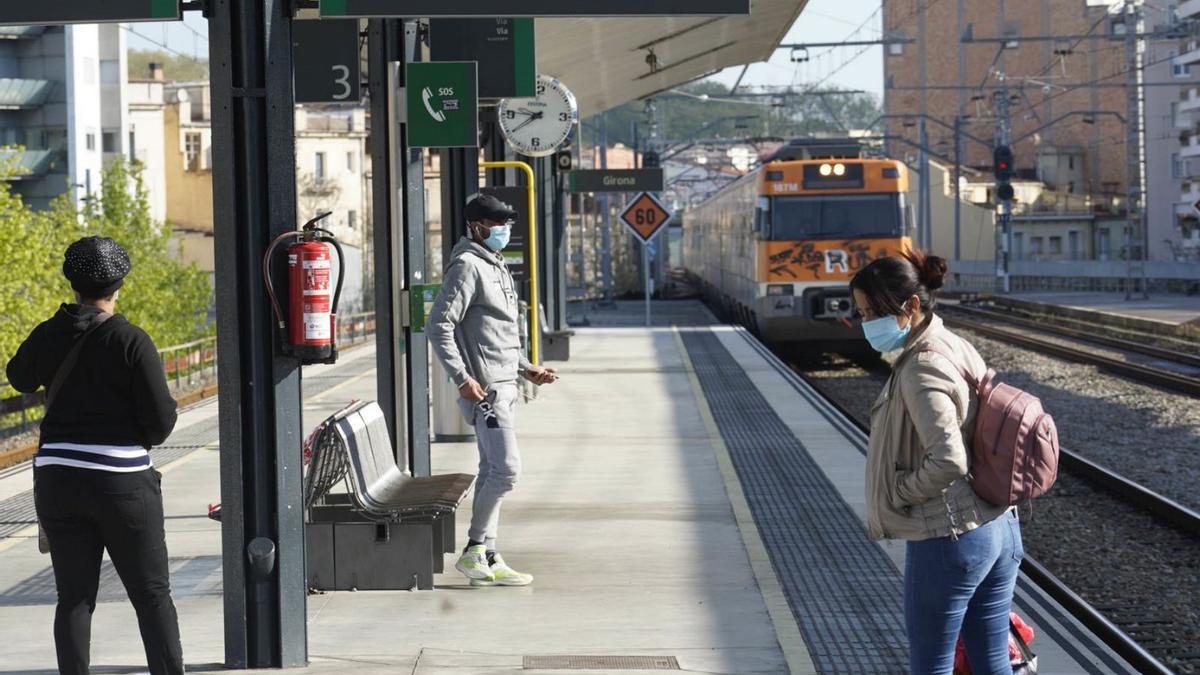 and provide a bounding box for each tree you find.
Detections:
[0,157,213,398]
[127,49,209,82]
[82,159,213,347]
